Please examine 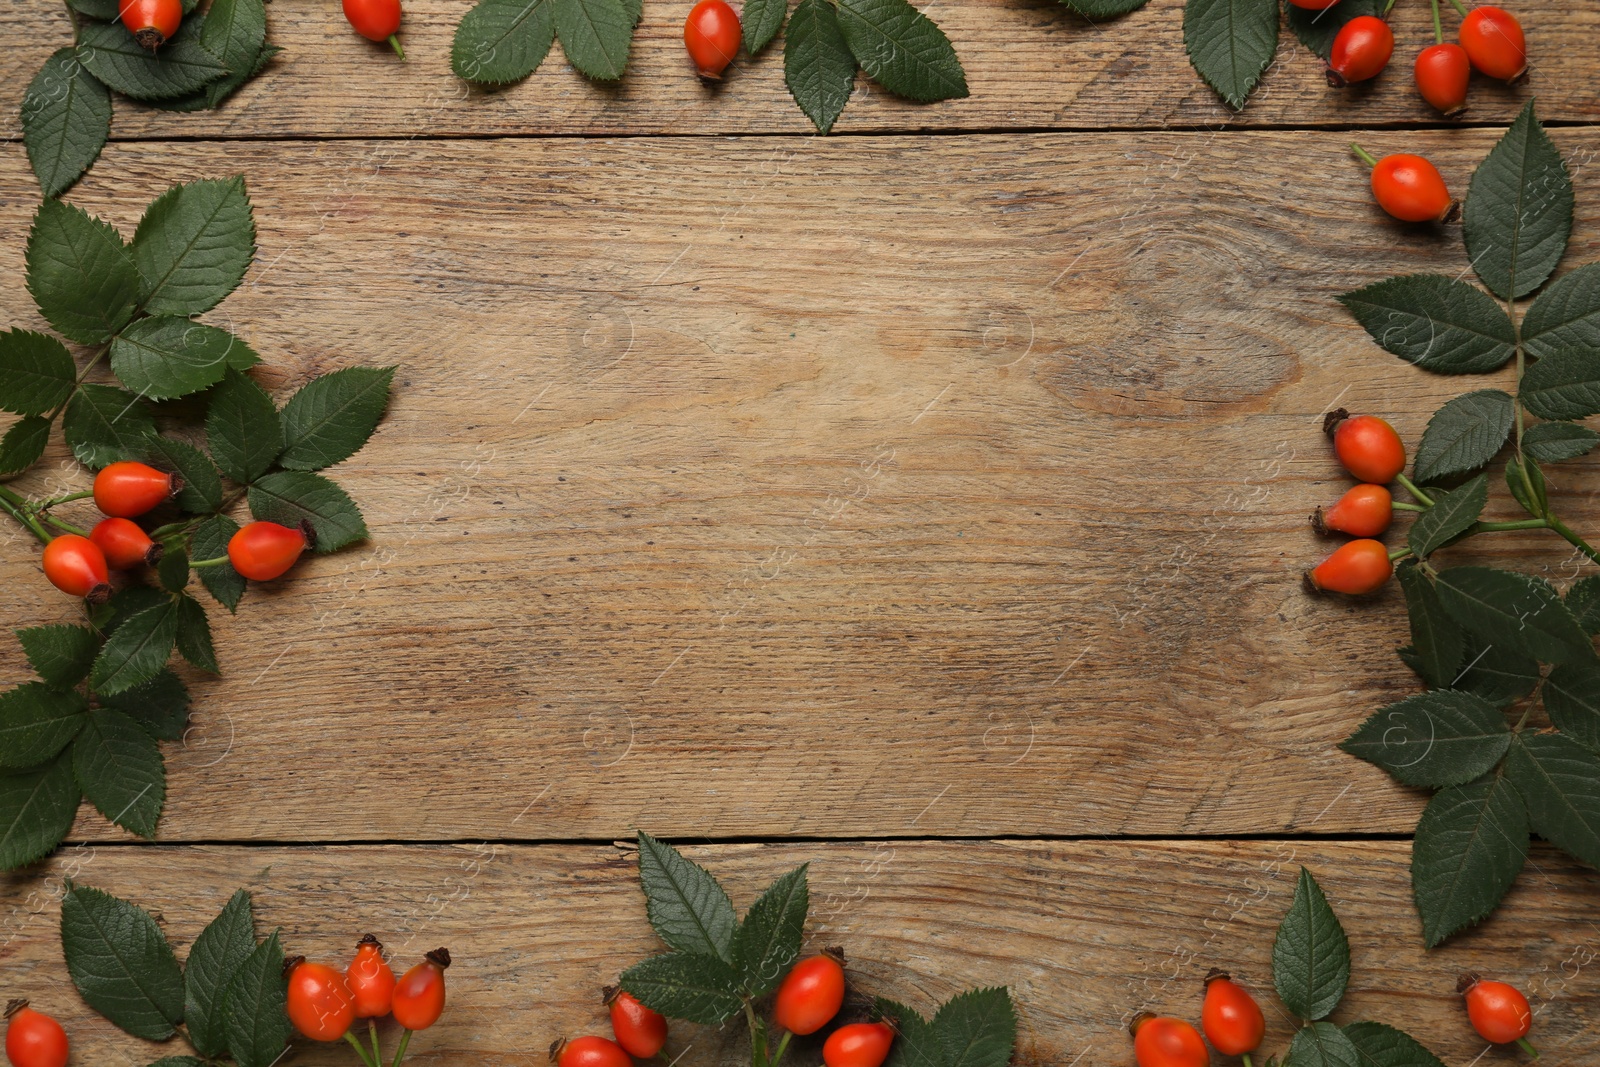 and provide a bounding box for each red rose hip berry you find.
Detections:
[90,517,163,568]
[1307,539,1393,595]
[1414,43,1471,114]
[554,1035,632,1067]
[42,535,110,601]
[1459,6,1526,81]
[285,959,355,1042]
[5,1001,69,1067]
[1327,15,1395,86]
[118,0,181,48]
[684,0,741,79]
[1313,484,1393,537]
[93,461,177,518]
[1130,1014,1208,1067]
[1201,971,1265,1058]
[607,988,667,1058]
[227,520,311,581]
[1326,410,1407,483]
[774,951,846,1035]
[343,0,405,58]
[1460,974,1537,1056]
[823,1022,896,1067]
[347,935,397,1019]
[392,948,450,1031]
